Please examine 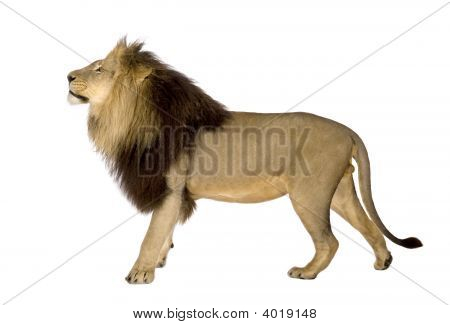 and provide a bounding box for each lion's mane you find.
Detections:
[88,40,230,221]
